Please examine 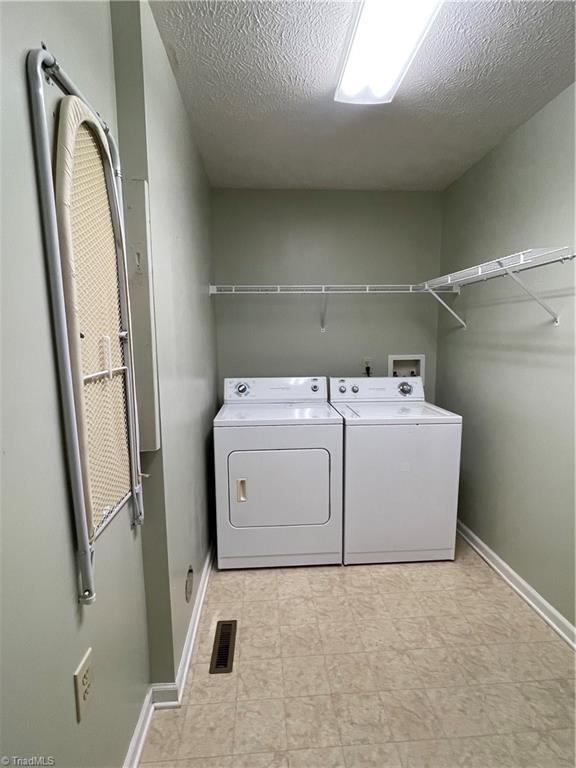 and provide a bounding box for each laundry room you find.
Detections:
[1,1,575,767]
